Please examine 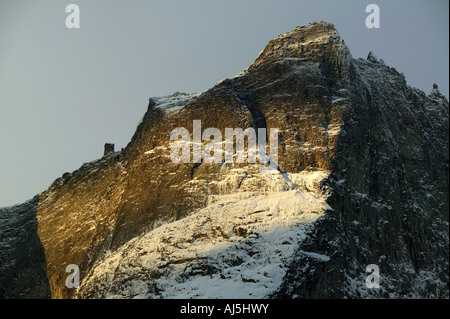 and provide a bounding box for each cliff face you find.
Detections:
[274,50,449,299]
[0,22,448,299]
